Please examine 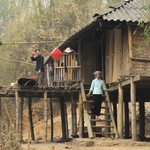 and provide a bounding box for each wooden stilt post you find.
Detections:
[71,94,77,136]
[105,98,110,137]
[64,102,69,139]
[19,97,23,142]
[130,77,137,141]
[139,100,145,140]
[44,90,48,143]
[124,101,129,139]
[0,97,1,120]
[28,97,35,141]
[60,95,67,140]
[15,90,19,135]
[118,83,124,138]
[49,97,53,142]
[79,92,84,138]
[113,100,117,127]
